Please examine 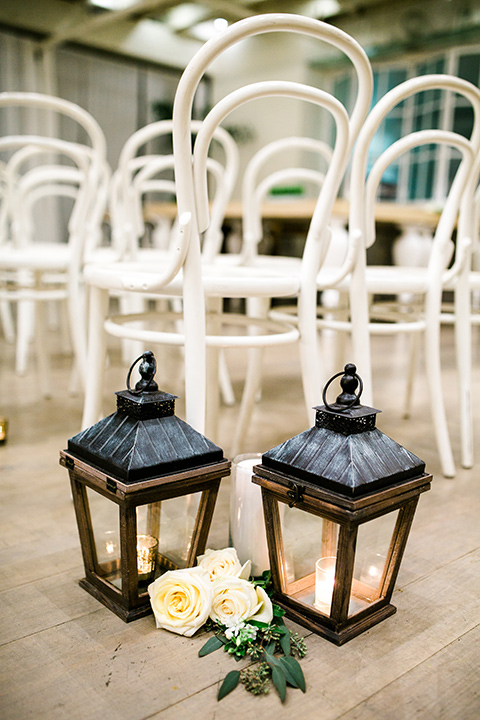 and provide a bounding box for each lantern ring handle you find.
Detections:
[322,369,363,412]
[126,353,157,395]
